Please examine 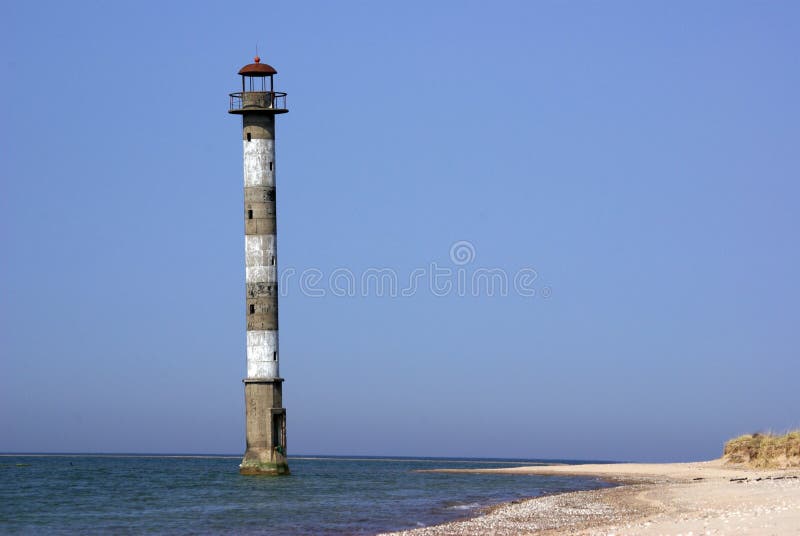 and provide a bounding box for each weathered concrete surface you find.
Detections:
[243,113,275,139]
[237,100,288,476]
[241,379,289,475]
[243,118,278,380]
